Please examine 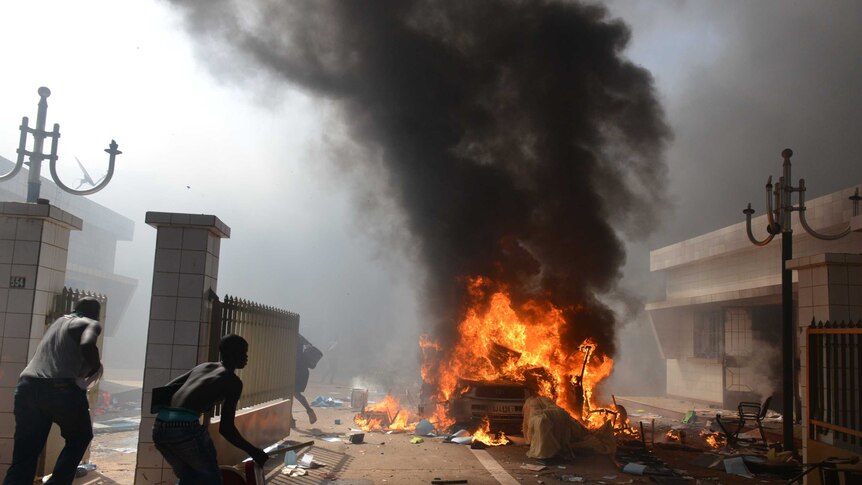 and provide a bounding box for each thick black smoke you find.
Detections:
[167,0,670,357]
